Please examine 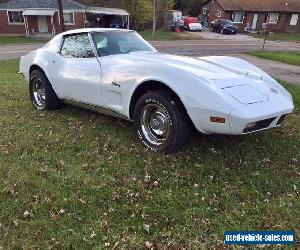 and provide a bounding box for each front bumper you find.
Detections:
[223,28,236,34]
[190,27,202,31]
[188,24,202,31]
[188,99,294,136]
[229,106,294,135]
